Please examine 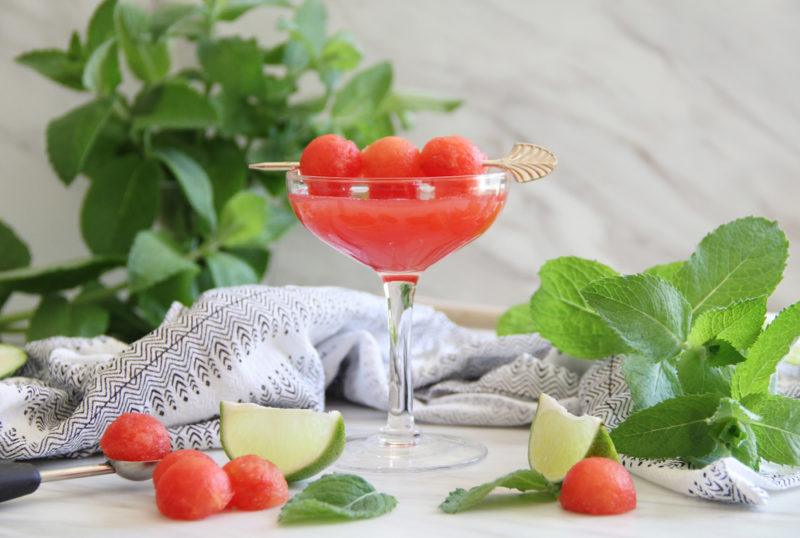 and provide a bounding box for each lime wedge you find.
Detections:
[528,393,619,482]
[0,344,26,380]
[220,401,345,482]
